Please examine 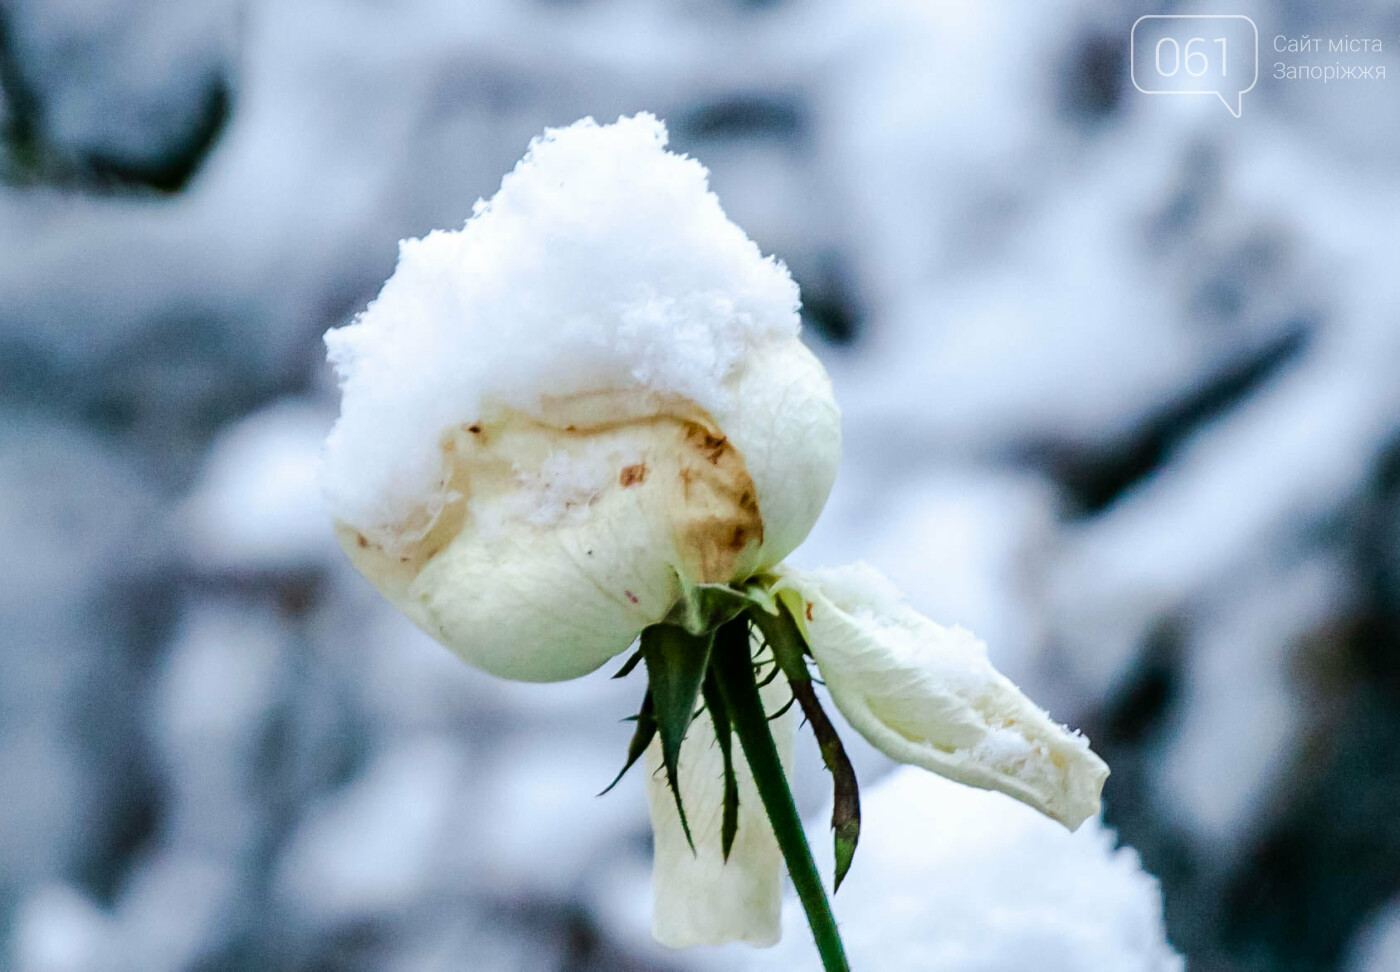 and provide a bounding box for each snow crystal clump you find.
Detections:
[743,768,1181,972]
[320,113,801,545]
